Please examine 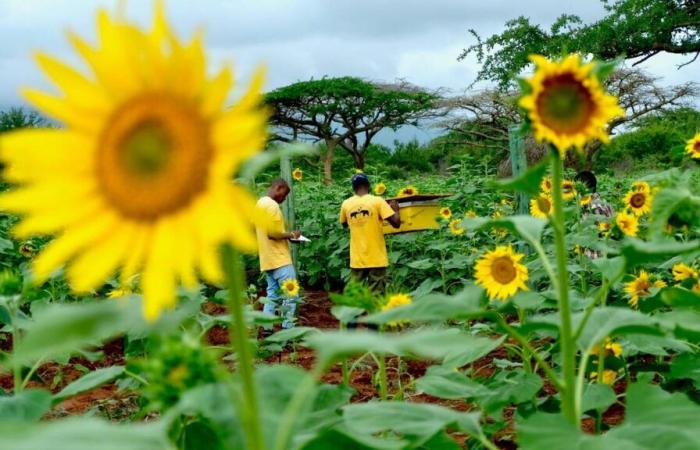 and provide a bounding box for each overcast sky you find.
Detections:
[1,0,697,142]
